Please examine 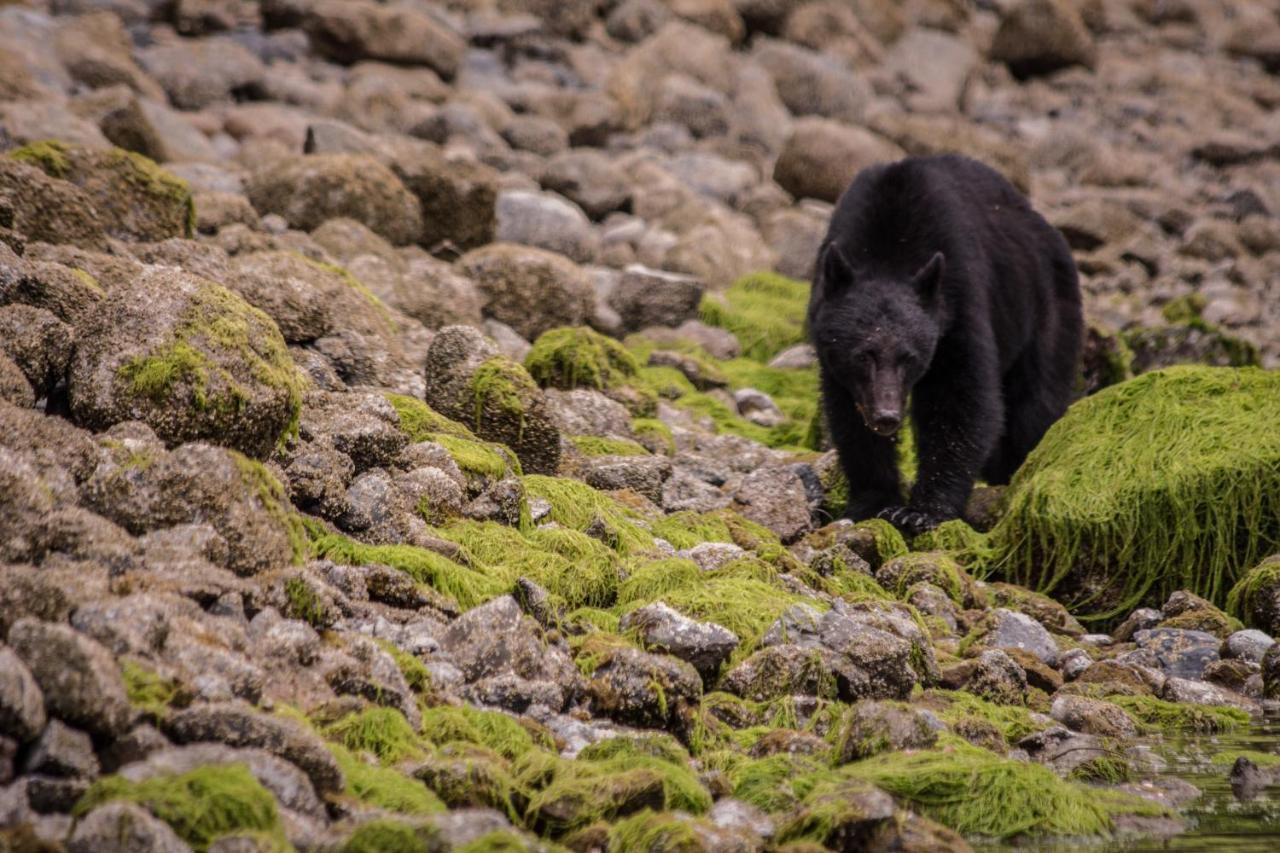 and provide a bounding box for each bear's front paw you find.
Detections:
[875,505,942,536]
